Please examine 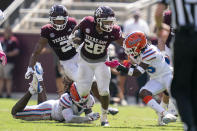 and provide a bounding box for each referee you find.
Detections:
[155,0,197,131]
